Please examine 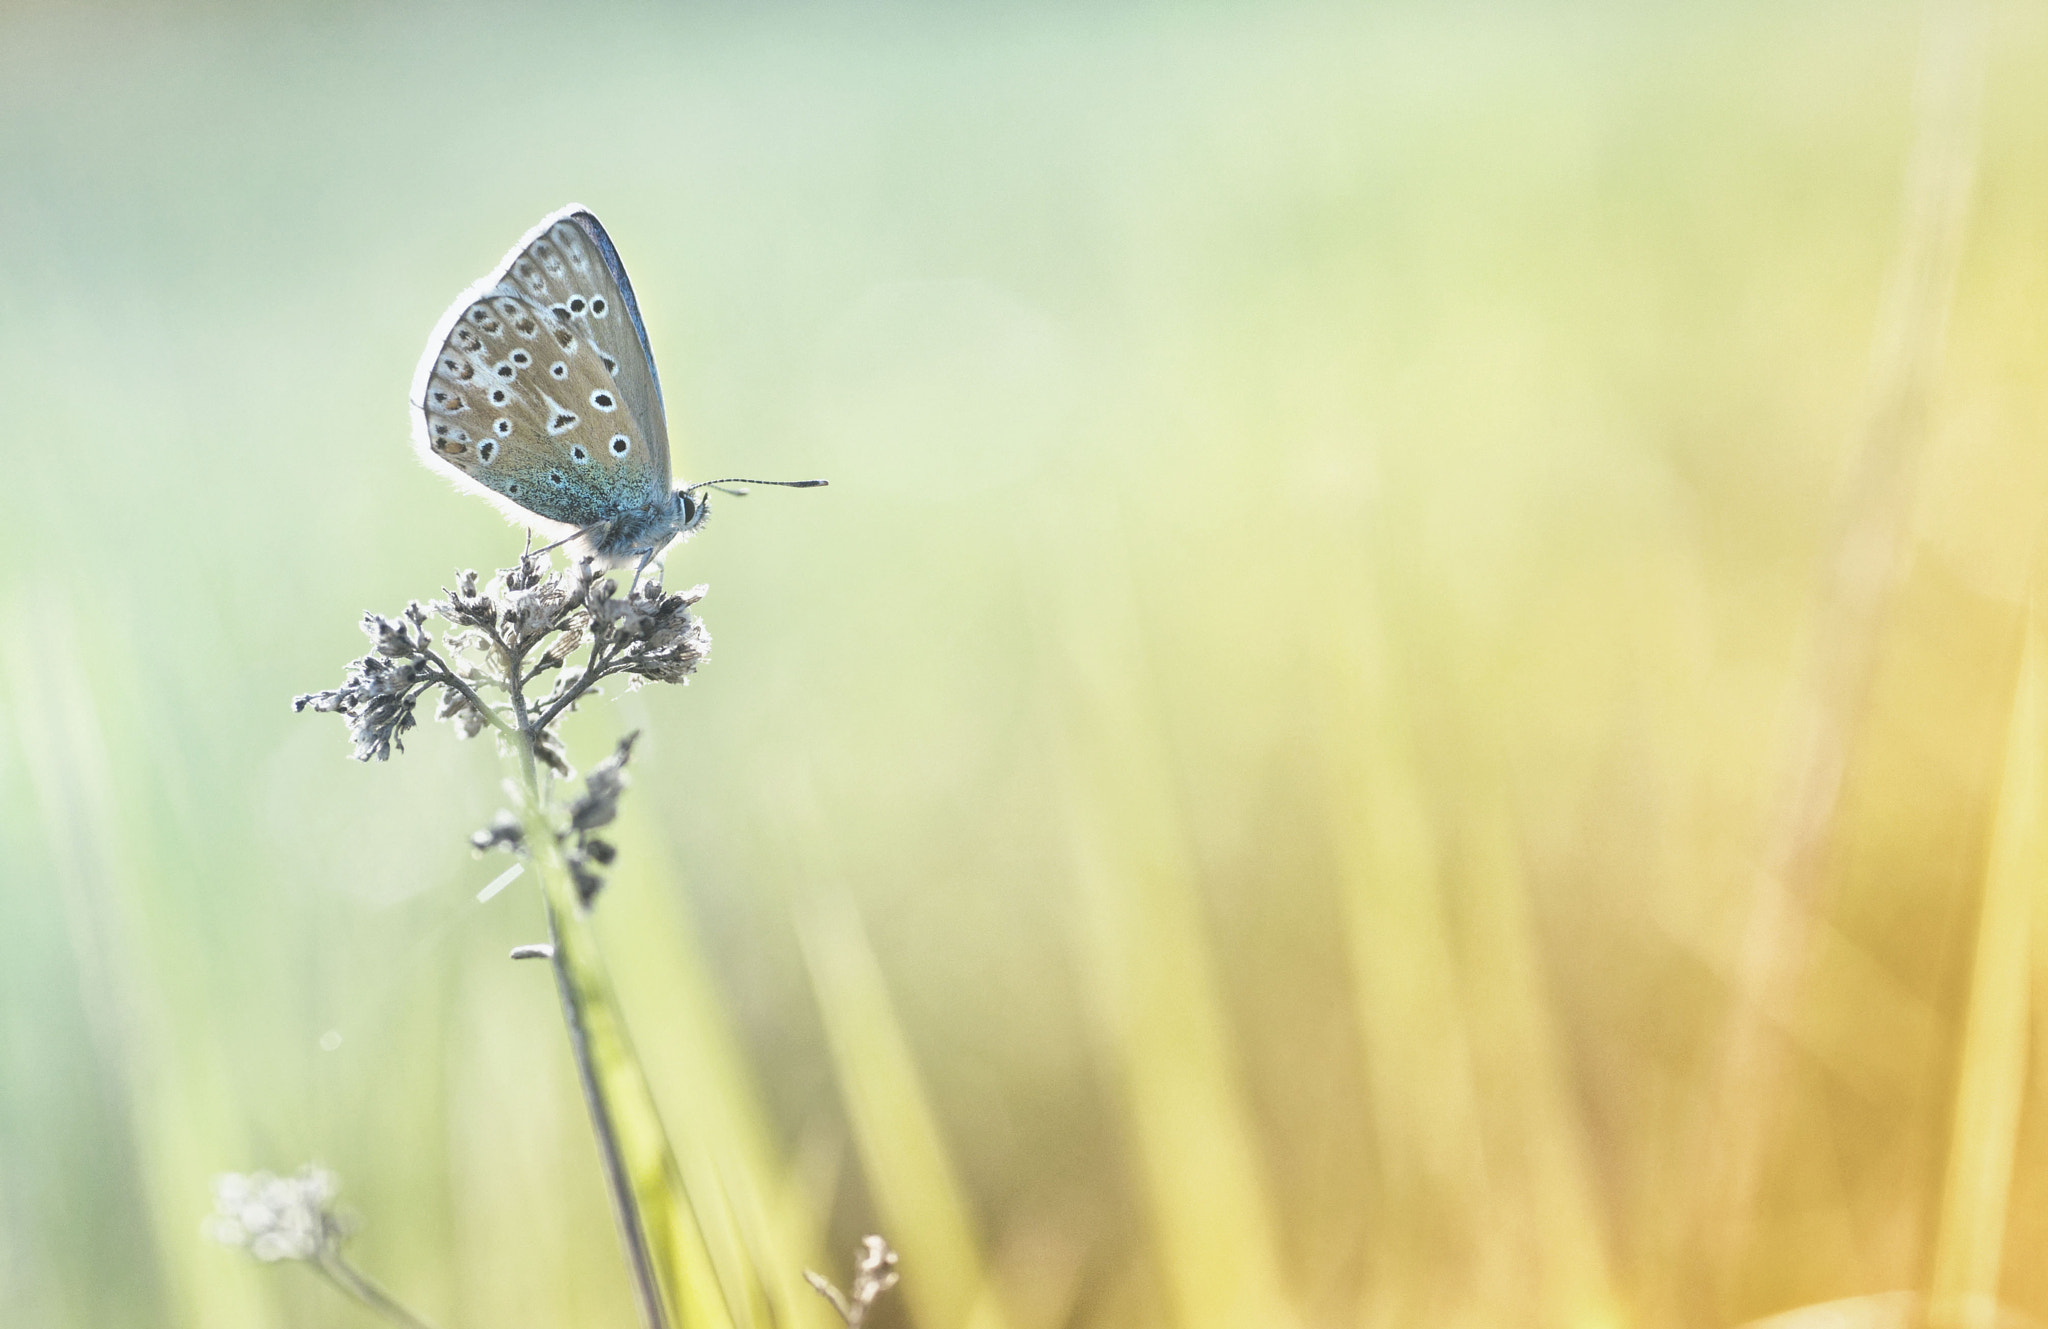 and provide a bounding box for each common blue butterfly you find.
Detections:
[410,204,822,572]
